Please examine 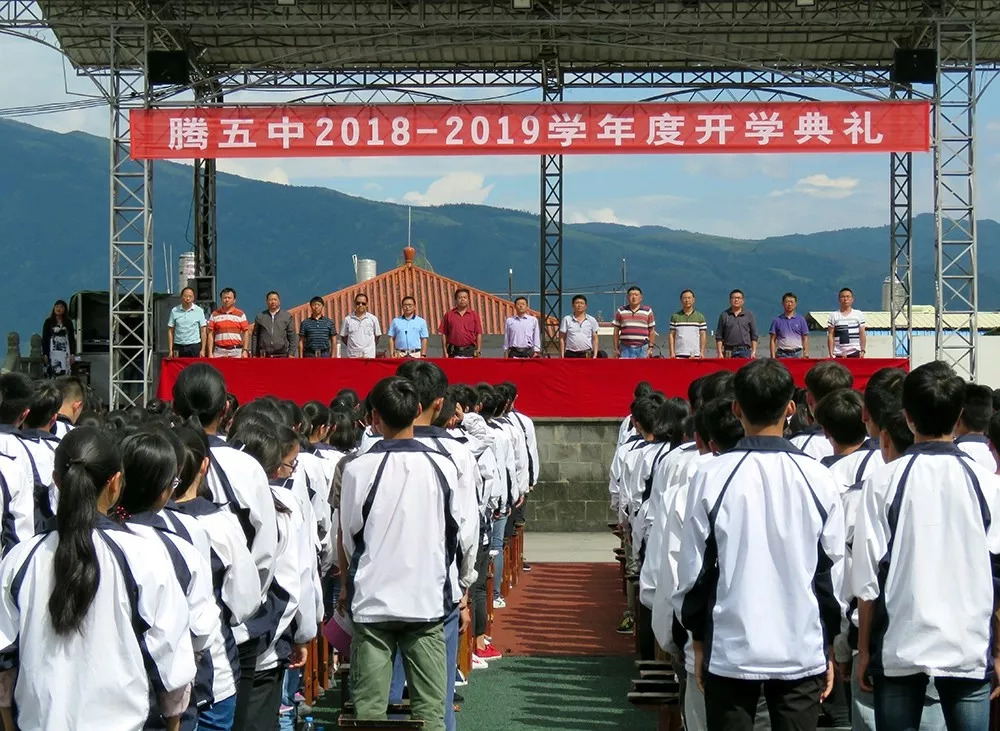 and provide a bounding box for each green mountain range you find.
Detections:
[2,117,996,343]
